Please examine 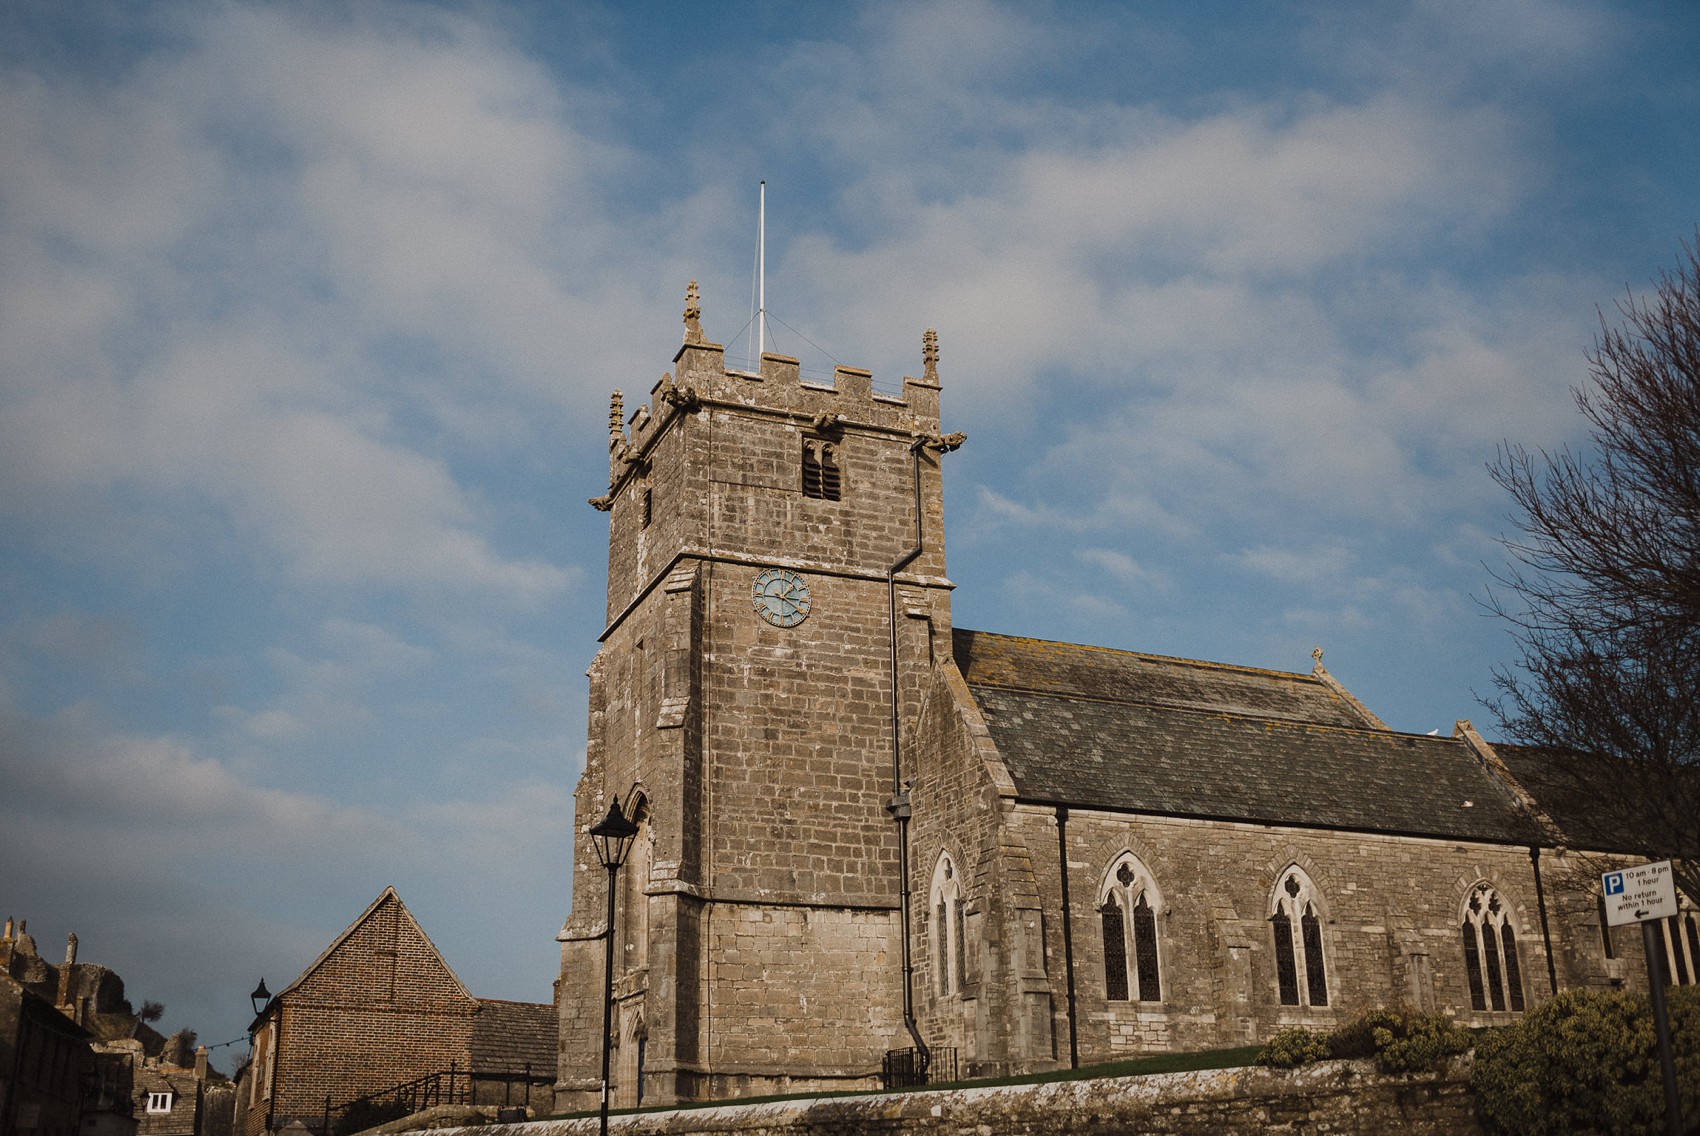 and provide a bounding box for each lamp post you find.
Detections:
[249,979,275,1134]
[589,796,638,1136]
